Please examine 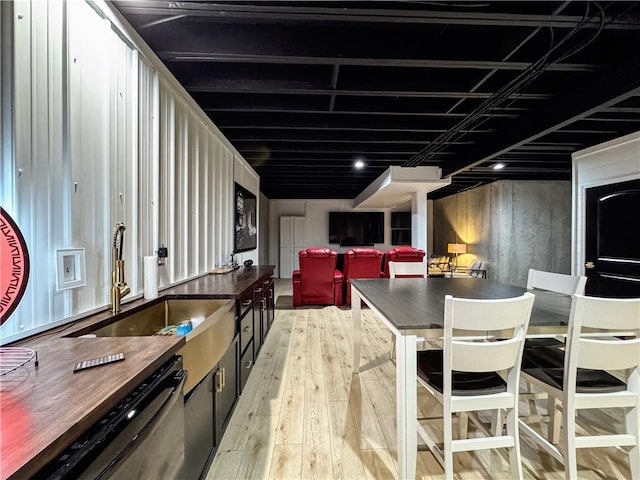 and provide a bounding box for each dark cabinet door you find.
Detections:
[253,288,263,357]
[215,335,239,442]
[184,372,214,480]
[265,279,275,333]
[260,296,268,344]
